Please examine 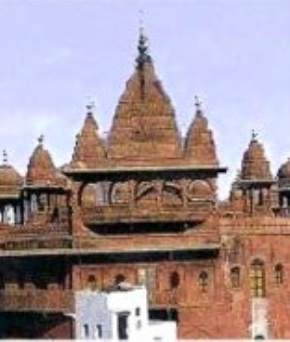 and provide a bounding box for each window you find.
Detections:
[117,312,129,340]
[87,275,97,291]
[199,271,208,292]
[170,272,180,289]
[96,324,102,338]
[136,320,142,329]
[137,268,147,285]
[135,307,141,316]
[230,267,241,288]
[83,324,89,338]
[250,259,265,297]
[274,264,283,285]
